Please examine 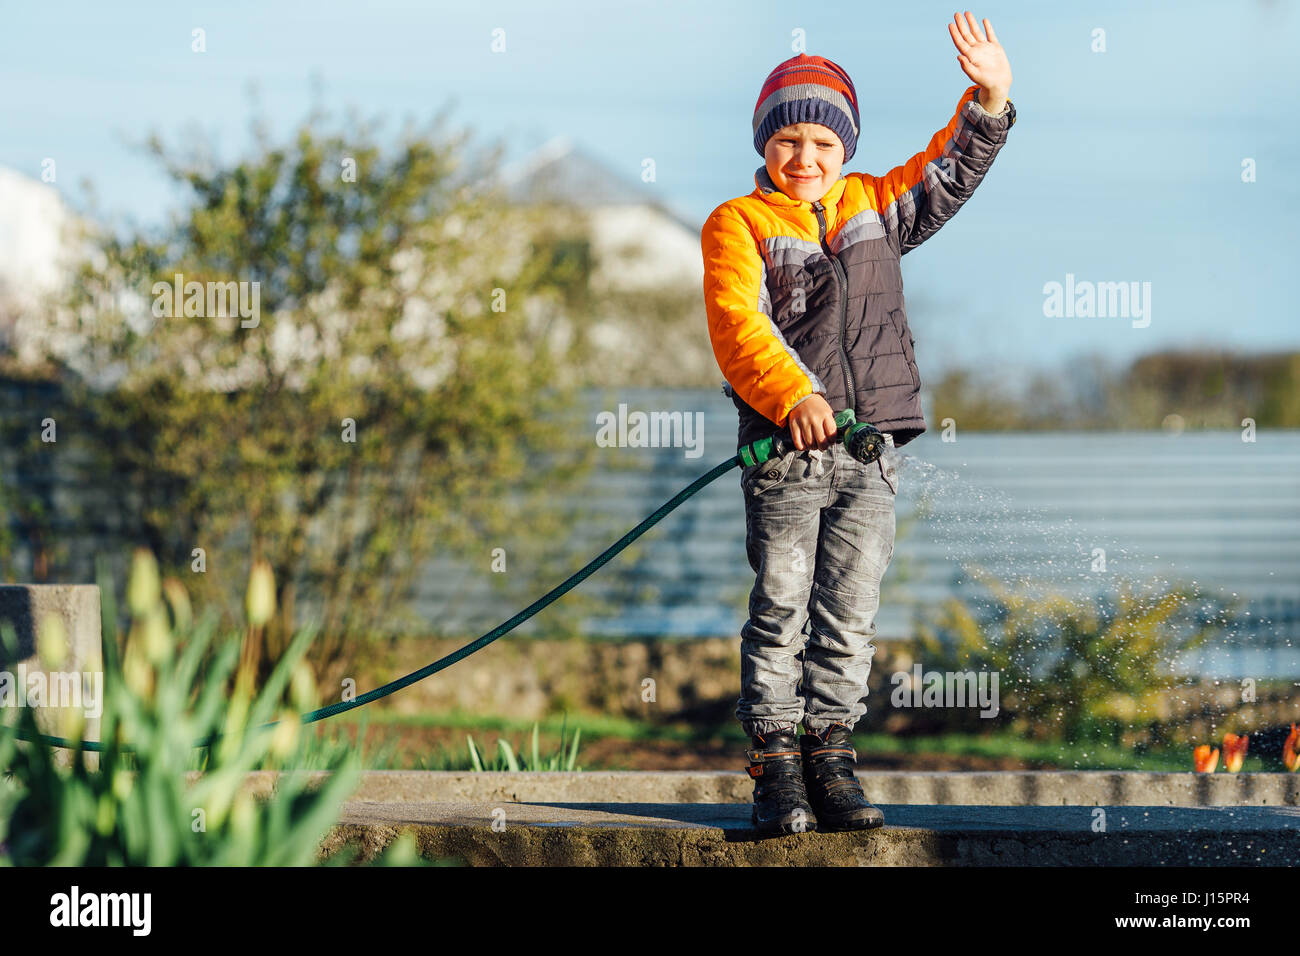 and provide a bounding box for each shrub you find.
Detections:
[915,572,1218,745]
